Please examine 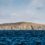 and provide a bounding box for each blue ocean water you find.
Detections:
[0,30,45,45]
